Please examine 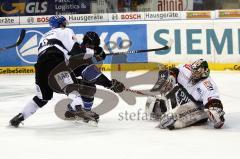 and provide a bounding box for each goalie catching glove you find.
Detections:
[206,99,225,129]
[151,70,176,94]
